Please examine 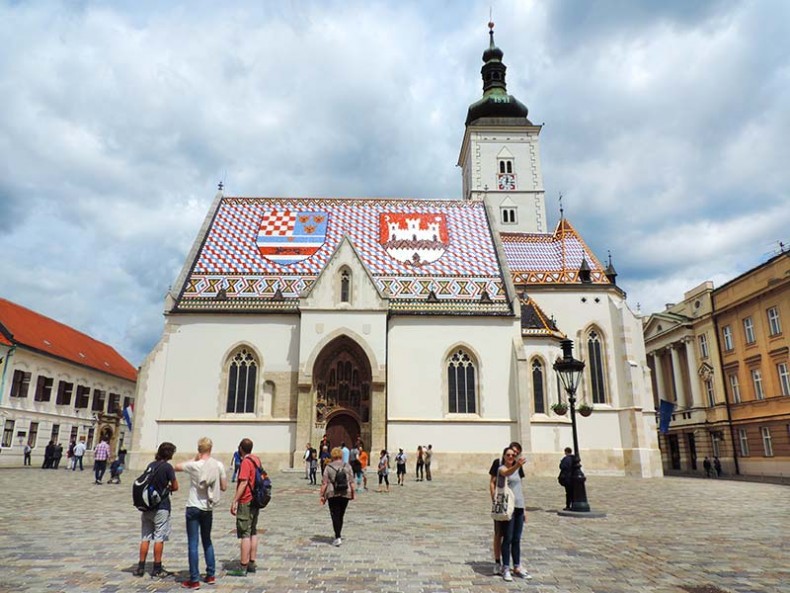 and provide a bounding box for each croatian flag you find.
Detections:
[658,399,675,434]
[122,403,133,430]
